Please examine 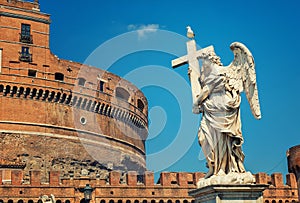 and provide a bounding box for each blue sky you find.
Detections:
[40,0,300,180]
